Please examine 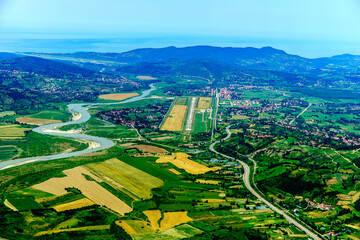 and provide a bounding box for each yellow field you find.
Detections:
[197,97,212,109]
[0,124,31,138]
[4,199,18,211]
[116,220,155,234]
[307,210,335,219]
[231,115,250,120]
[201,199,226,203]
[136,75,157,80]
[16,117,61,126]
[86,158,163,199]
[134,144,168,154]
[161,105,188,131]
[32,166,132,215]
[196,179,220,185]
[338,194,352,201]
[156,153,211,175]
[54,218,79,230]
[34,225,110,236]
[160,211,193,231]
[352,192,360,203]
[326,177,339,186]
[143,210,162,230]
[0,111,15,117]
[99,92,139,101]
[168,168,181,175]
[338,200,351,205]
[53,198,94,212]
